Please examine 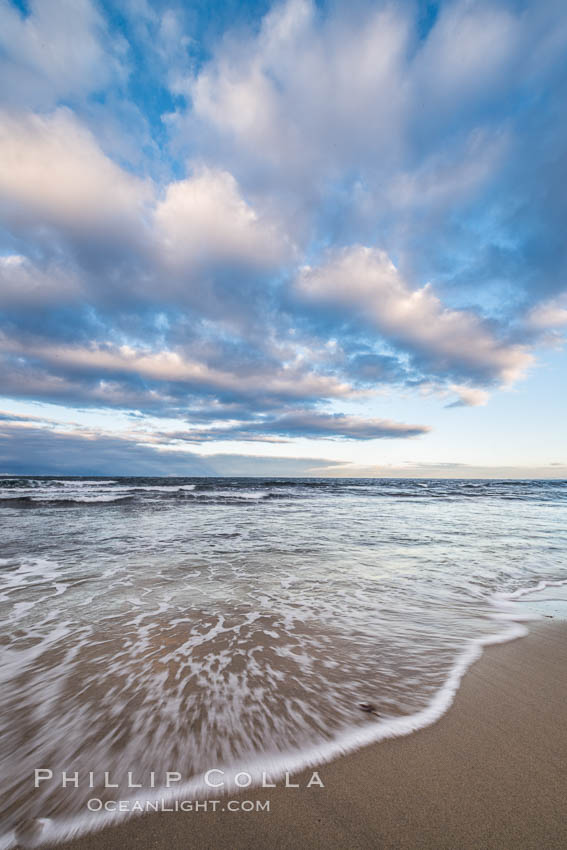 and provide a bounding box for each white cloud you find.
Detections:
[180,0,539,203]
[154,166,292,273]
[0,0,562,433]
[388,129,508,212]
[0,255,82,306]
[309,460,567,480]
[0,111,292,305]
[0,108,151,237]
[154,410,430,442]
[412,1,522,107]
[185,0,410,183]
[0,337,354,402]
[249,410,430,440]
[297,245,533,385]
[0,0,125,108]
[448,385,490,407]
[526,293,567,330]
